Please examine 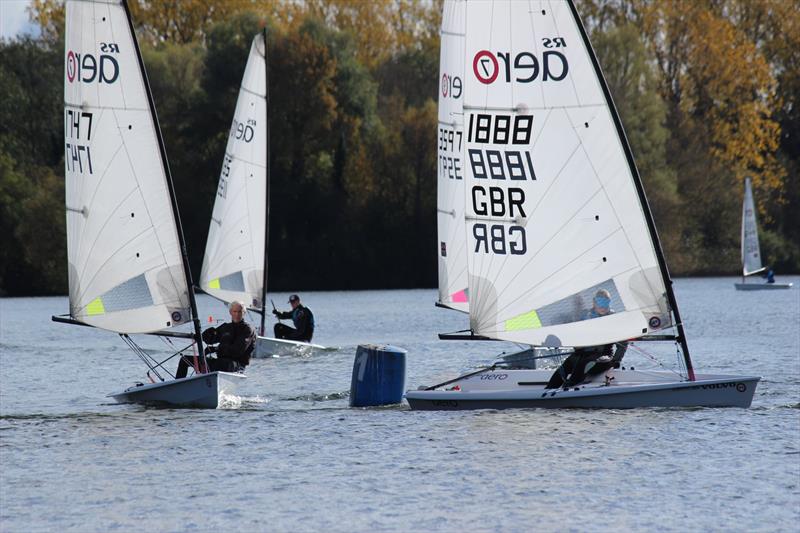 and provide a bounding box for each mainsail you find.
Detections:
[461,0,675,348]
[437,0,469,313]
[741,177,763,277]
[64,0,192,334]
[200,33,268,310]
